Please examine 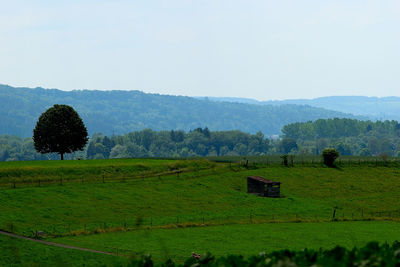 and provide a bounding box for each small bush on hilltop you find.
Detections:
[322,148,340,167]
